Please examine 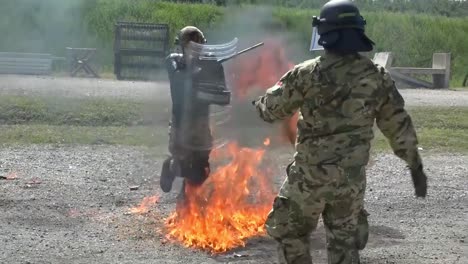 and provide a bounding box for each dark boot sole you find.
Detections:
[160,158,175,193]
